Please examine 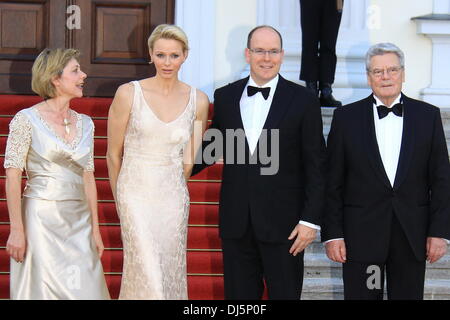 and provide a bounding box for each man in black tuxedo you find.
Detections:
[300,0,343,107]
[192,25,326,299]
[322,42,450,299]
